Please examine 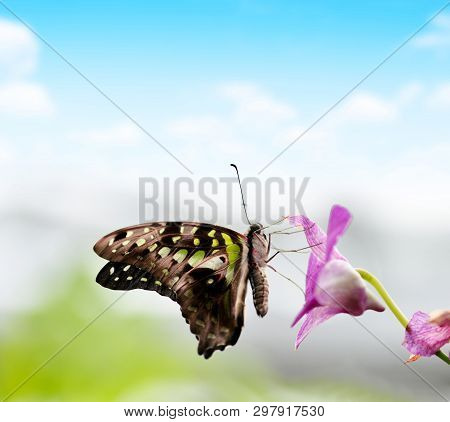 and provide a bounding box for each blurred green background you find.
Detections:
[0,266,398,402]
